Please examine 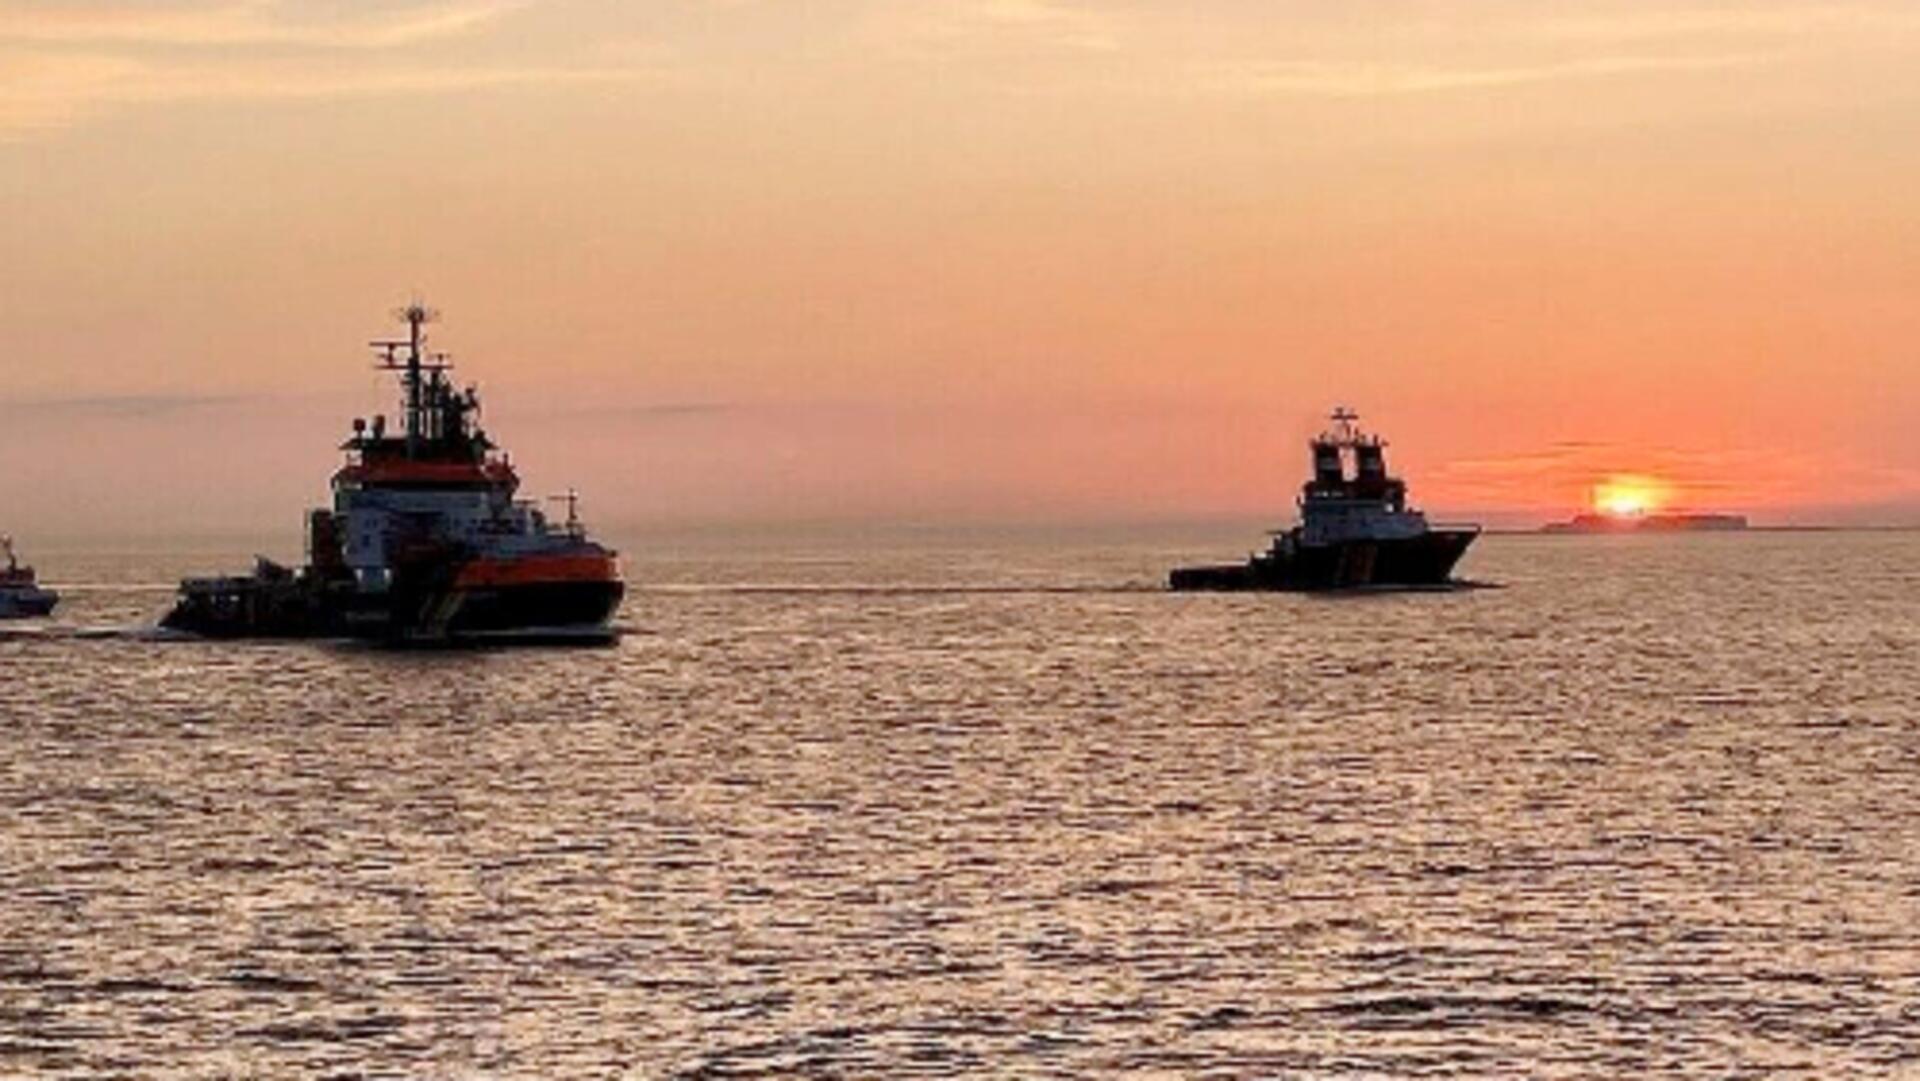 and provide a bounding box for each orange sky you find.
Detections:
[2,1,1918,535]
